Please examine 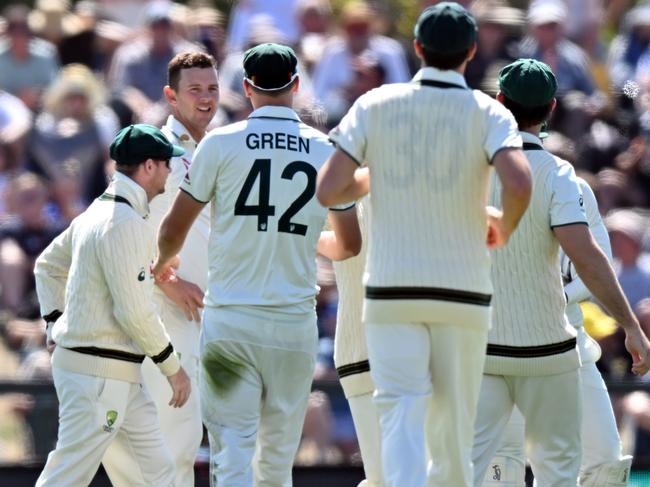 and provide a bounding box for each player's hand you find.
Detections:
[486,206,509,249]
[158,277,205,322]
[152,255,180,283]
[624,327,650,376]
[167,366,191,408]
